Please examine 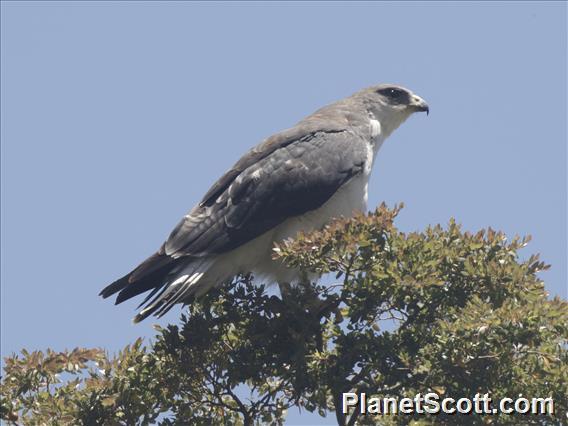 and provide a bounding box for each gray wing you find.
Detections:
[164,129,368,257]
[100,125,368,304]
